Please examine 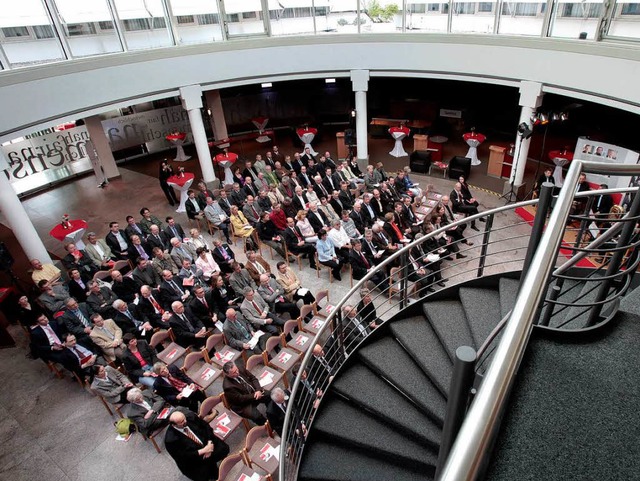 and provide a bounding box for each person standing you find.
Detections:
[159,160,179,206]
